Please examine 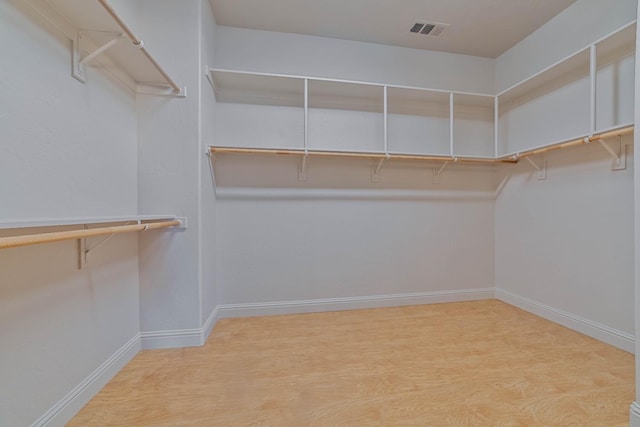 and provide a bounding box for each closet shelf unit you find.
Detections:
[207,20,635,171]
[497,21,636,160]
[26,0,185,96]
[207,69,503,165]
